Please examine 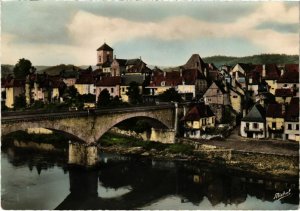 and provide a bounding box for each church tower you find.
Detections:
[96,43,114,66]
